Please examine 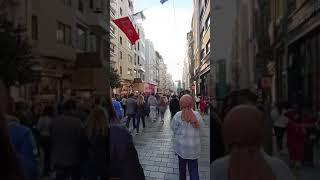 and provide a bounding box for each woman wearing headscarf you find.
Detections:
[171,94,204,180]
[211,105,293,180]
